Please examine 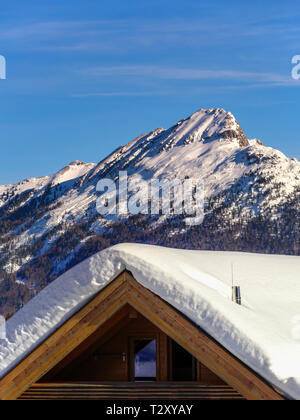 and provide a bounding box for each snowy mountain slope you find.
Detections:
[83,108,299,218]
[0,108,299,315]
[1,244,300,399]
[0,160,96,208]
